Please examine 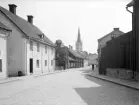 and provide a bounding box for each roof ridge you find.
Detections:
[0,6,54,46]
[98,29,124,42]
